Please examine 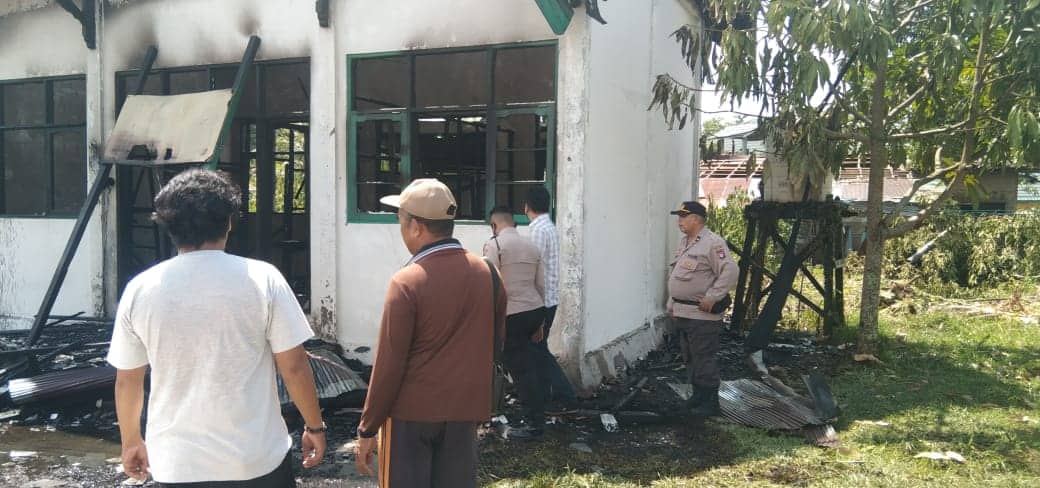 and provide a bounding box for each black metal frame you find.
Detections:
[26,37,262,347]
[114,58,312,302]
[729,199,849,345]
